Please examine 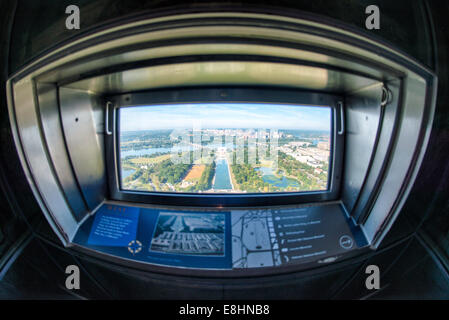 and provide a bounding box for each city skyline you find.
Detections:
[120,103,331,132]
